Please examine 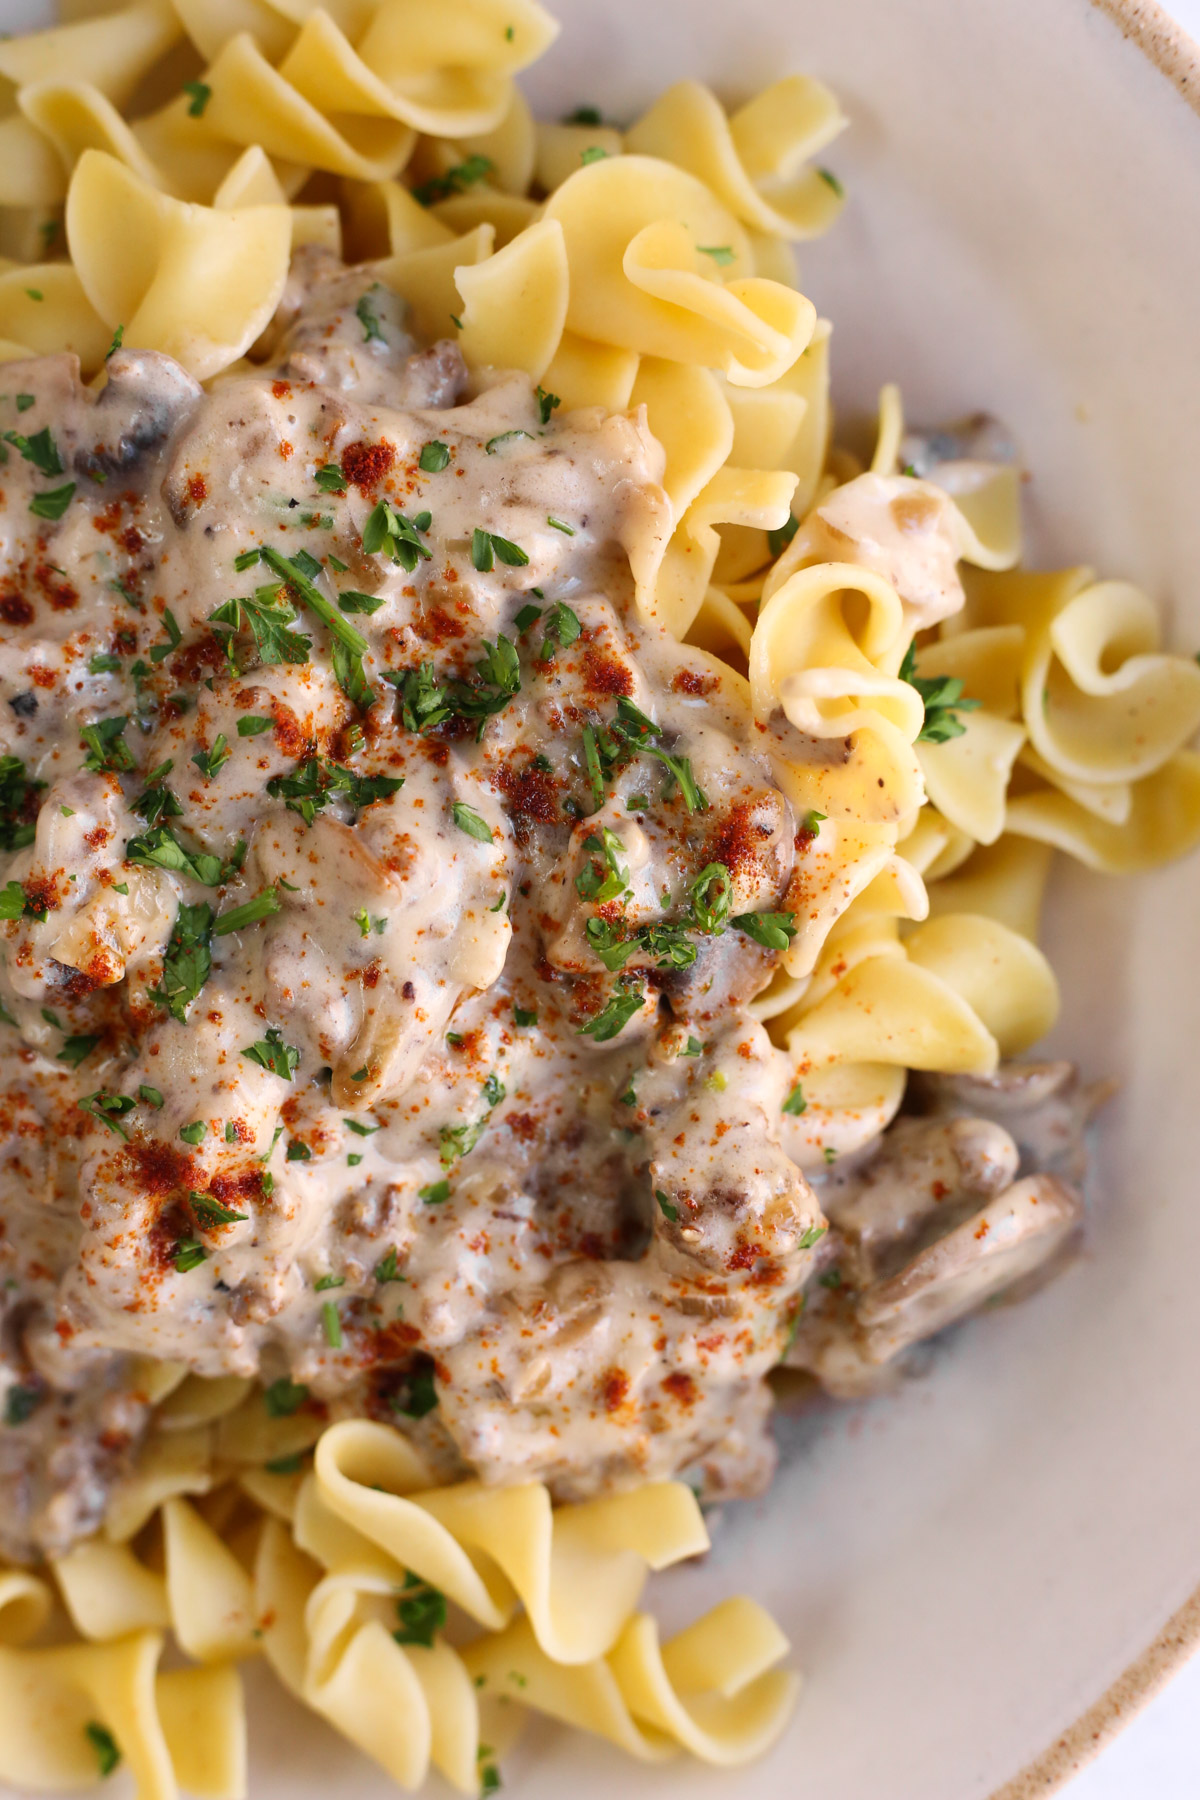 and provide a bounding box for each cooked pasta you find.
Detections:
[0,4,1195,1796]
